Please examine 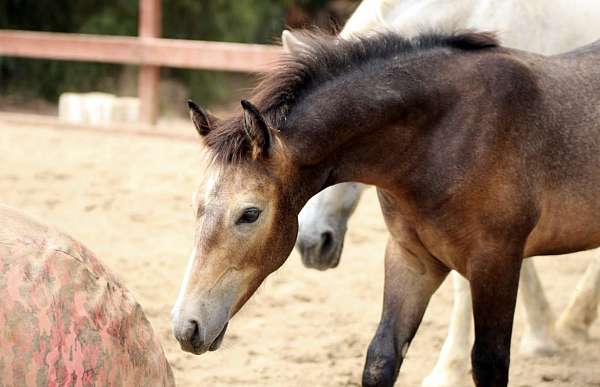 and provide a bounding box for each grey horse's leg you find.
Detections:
[517,259,560,355]
[422,272,473,387]
[555,249,600,342]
